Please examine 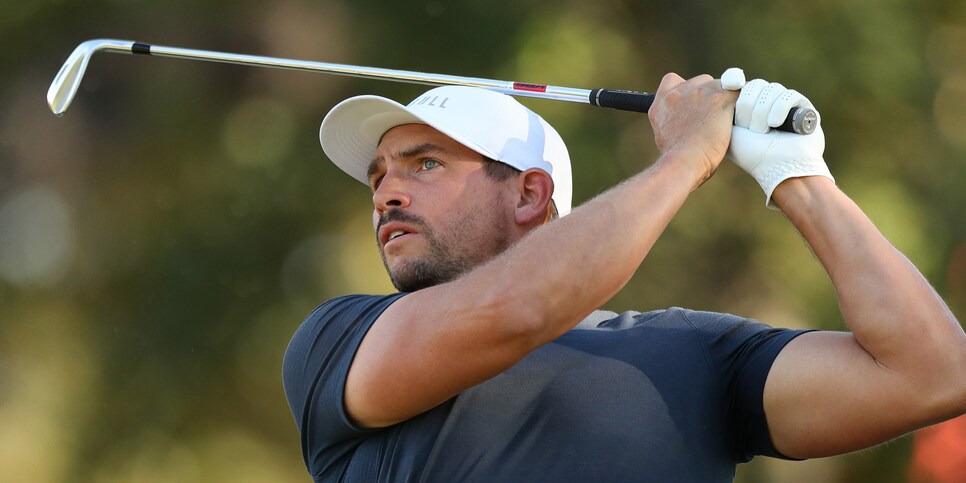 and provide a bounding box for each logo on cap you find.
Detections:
[409,95,449,109]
